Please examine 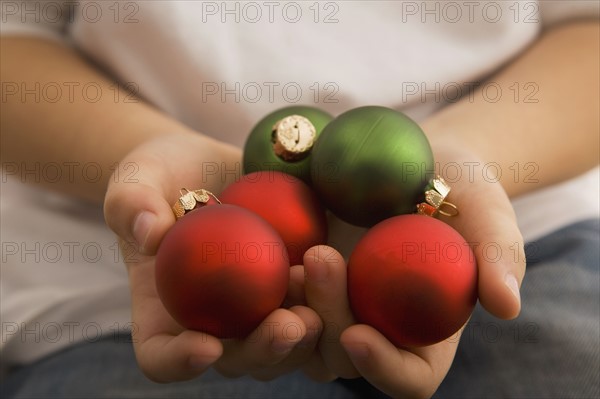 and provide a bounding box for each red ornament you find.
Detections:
[219,171,327,266]
[348,214,477,347]
[155,204,290,338]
